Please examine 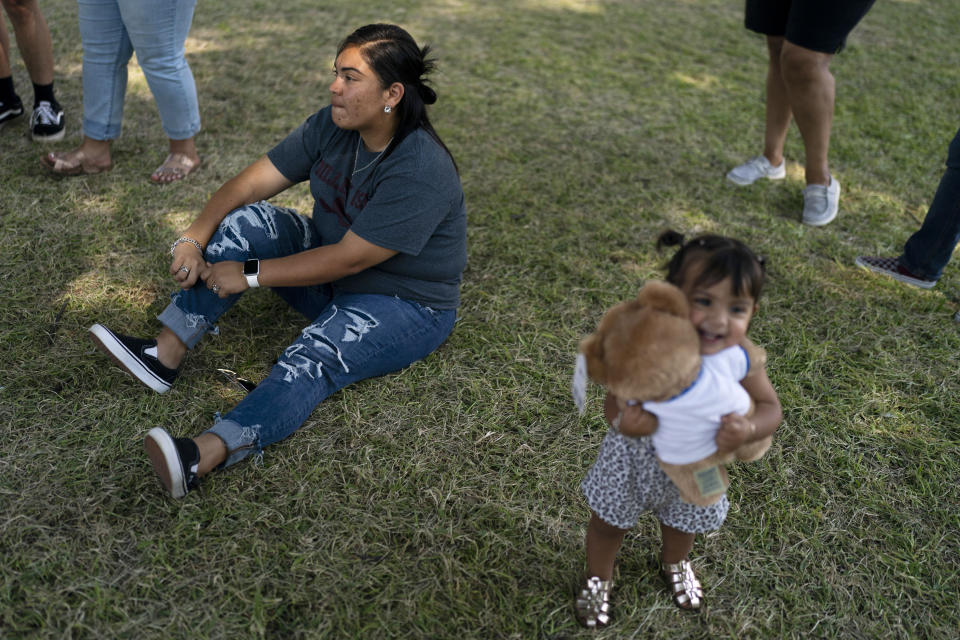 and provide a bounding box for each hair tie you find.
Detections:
[417,82,437,105]
[656,229,685,251]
